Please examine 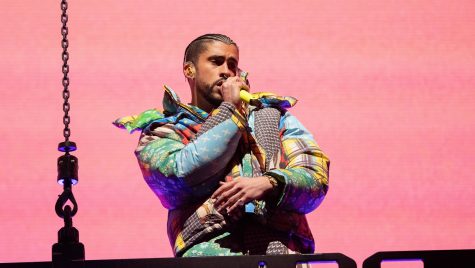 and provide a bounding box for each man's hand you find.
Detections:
[211,176,274,216]
[220,76,249,108]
